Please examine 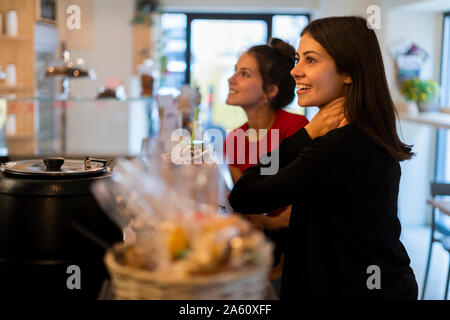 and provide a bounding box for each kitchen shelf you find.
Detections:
[399,111,450,130]
[6,134,35,139]
[0,0,39,156]
[36,18,57,26]
[0,34,32,41]
[4,96,155,103]
[0,84,35,91]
